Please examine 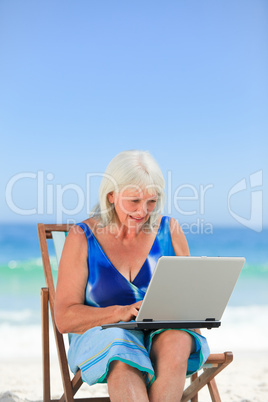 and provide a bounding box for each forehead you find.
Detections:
[119,185,158,198]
